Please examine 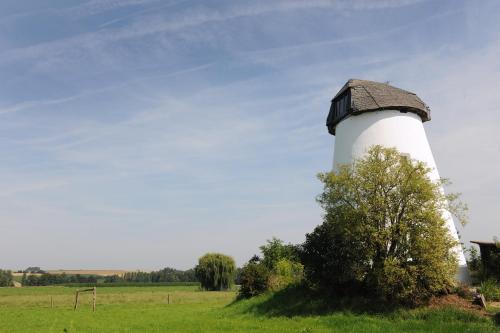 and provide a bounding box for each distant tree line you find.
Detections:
[21,273,98,286]
[16,267,196,286]
[105,267,196,283]
[16,267,46,274]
